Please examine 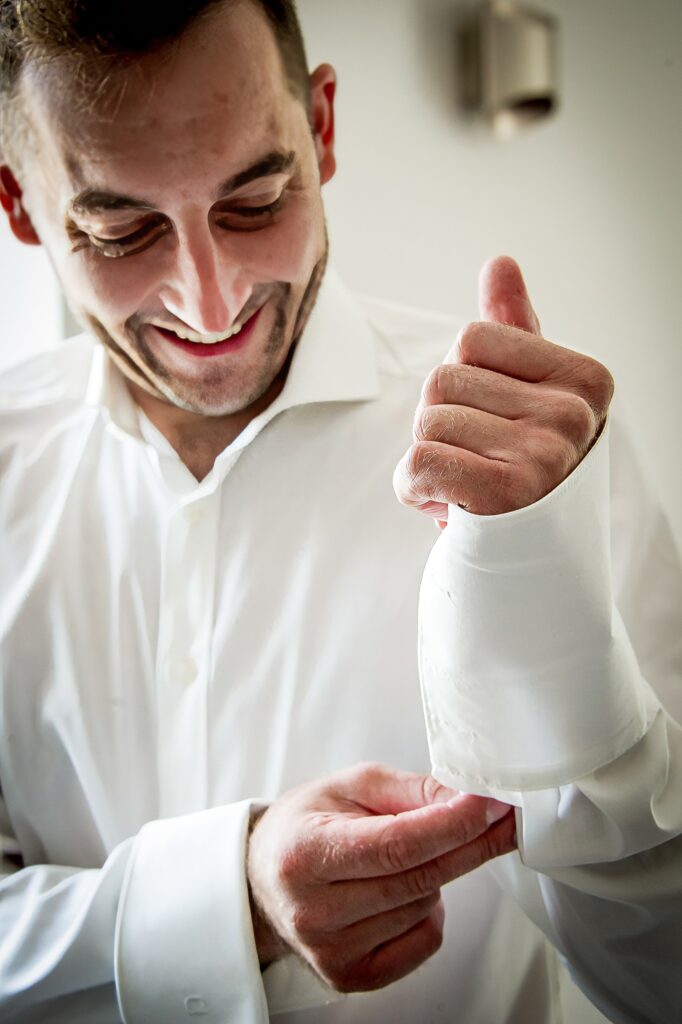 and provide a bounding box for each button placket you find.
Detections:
[155,494,220,818]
